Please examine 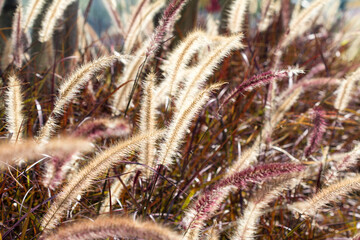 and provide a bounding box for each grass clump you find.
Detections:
[1,0,360,239]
